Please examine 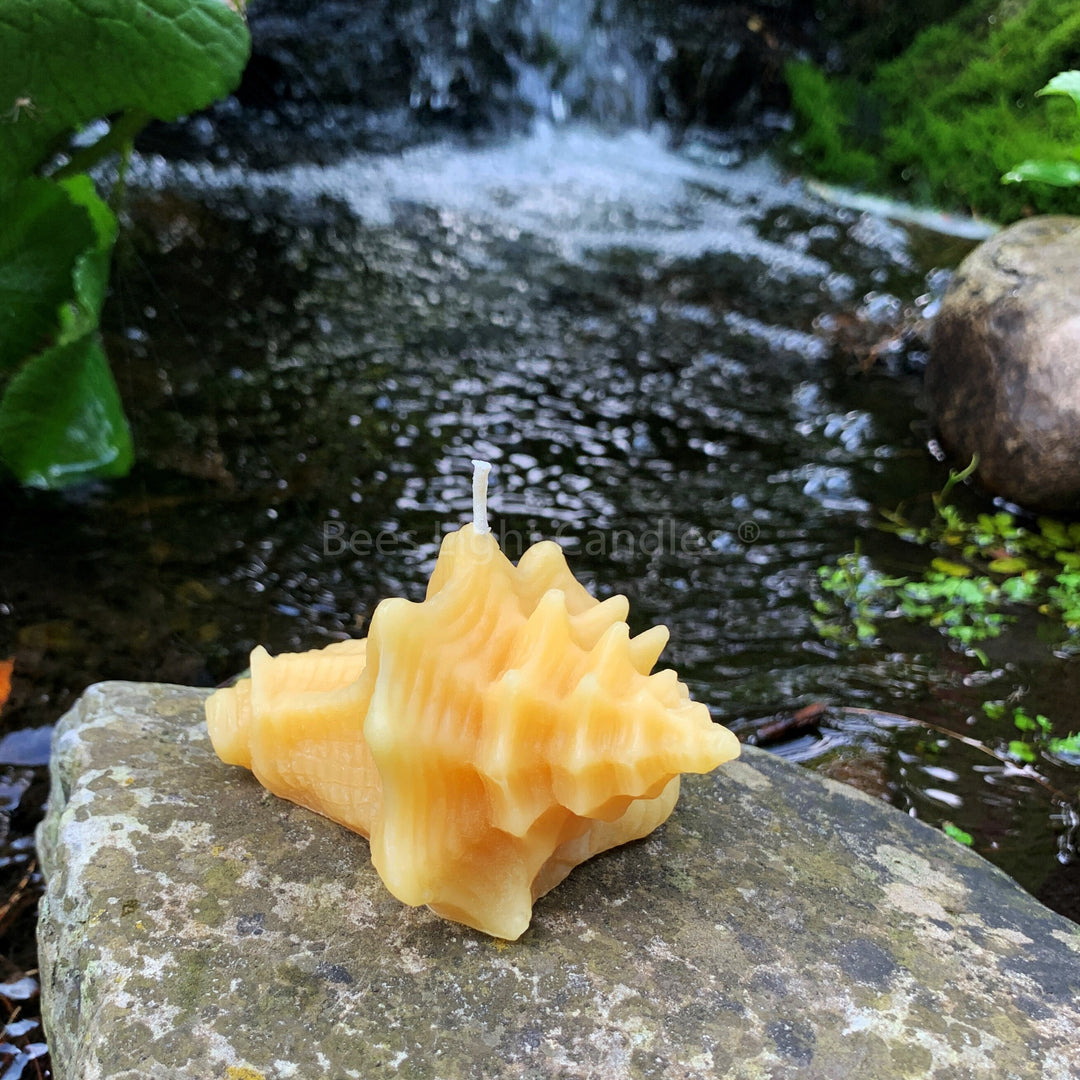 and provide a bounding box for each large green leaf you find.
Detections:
[1002,158,1080,187]
[0,0,250,187]
[1038,70,1080,116]
[0,333,133,488]
[0,177,95,371]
